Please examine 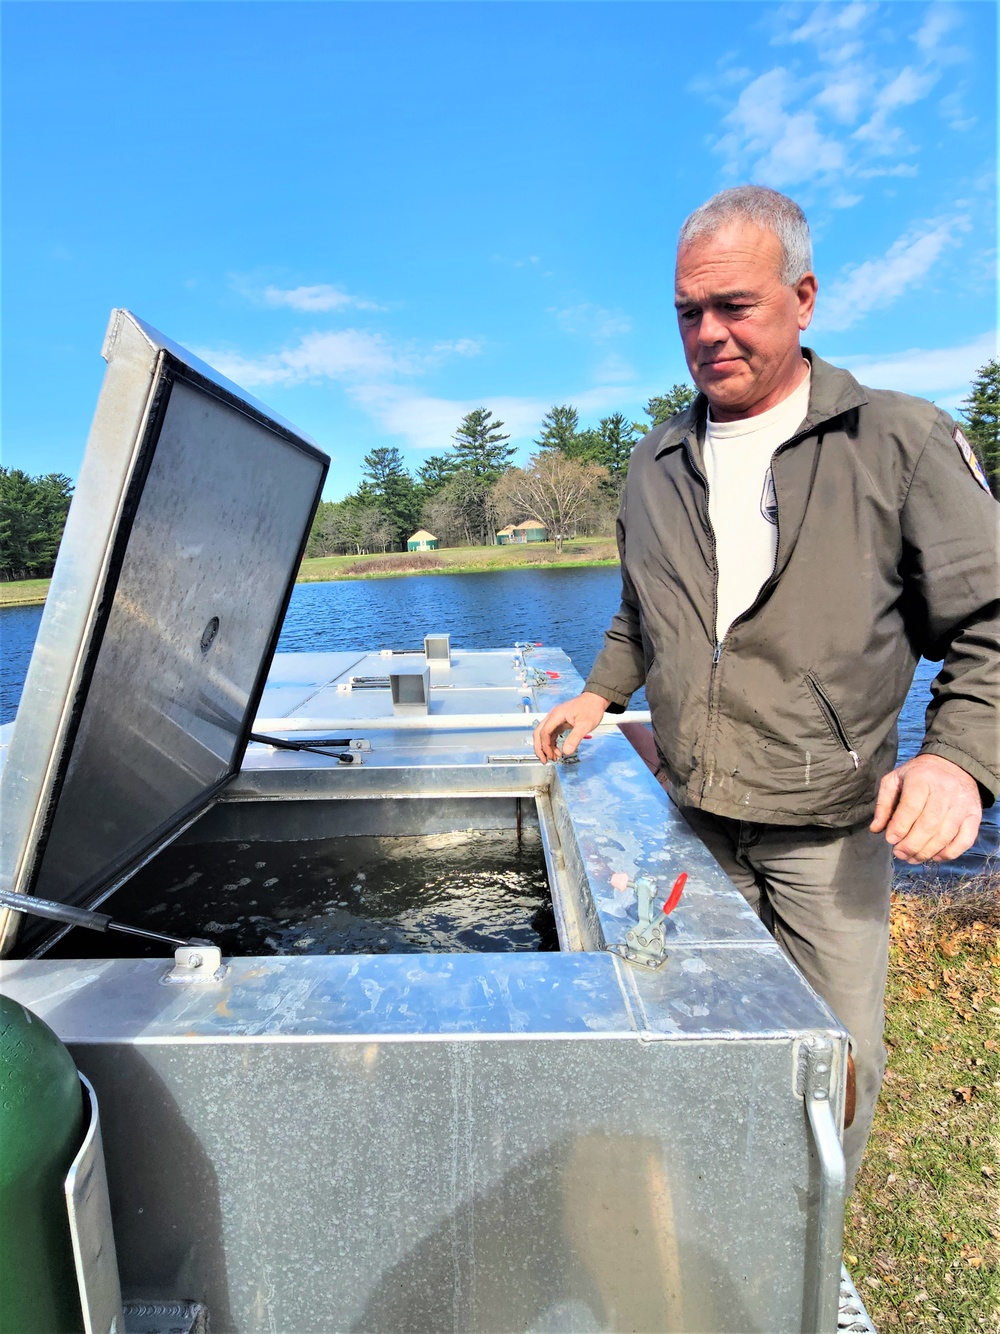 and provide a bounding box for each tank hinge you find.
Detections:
[162,944,226,985]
